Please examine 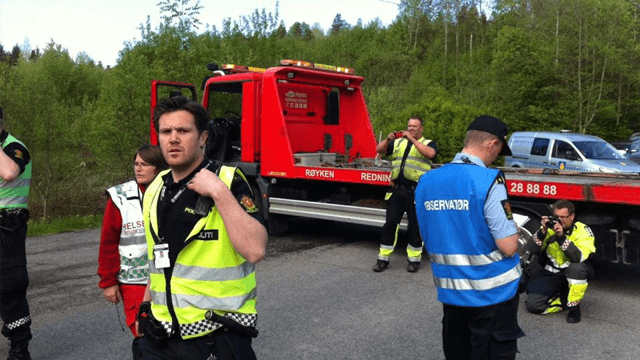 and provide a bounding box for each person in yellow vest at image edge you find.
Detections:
[373,115,437,273]
[0,107,34,360]
[524,200,596,324]
[136,96,268,360]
